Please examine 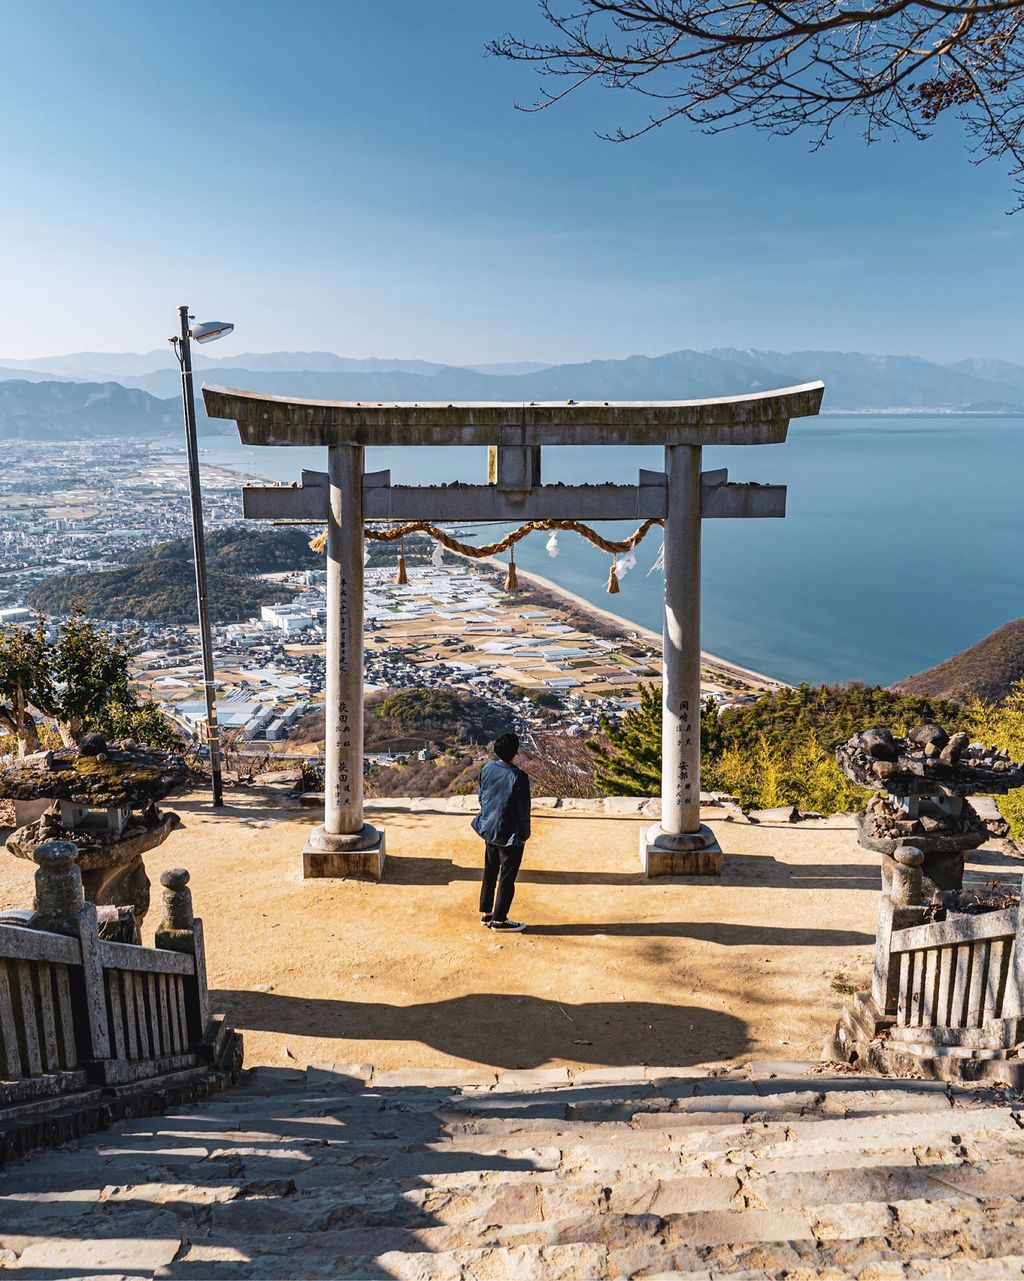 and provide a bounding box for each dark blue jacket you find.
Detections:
[471,759,531,846]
